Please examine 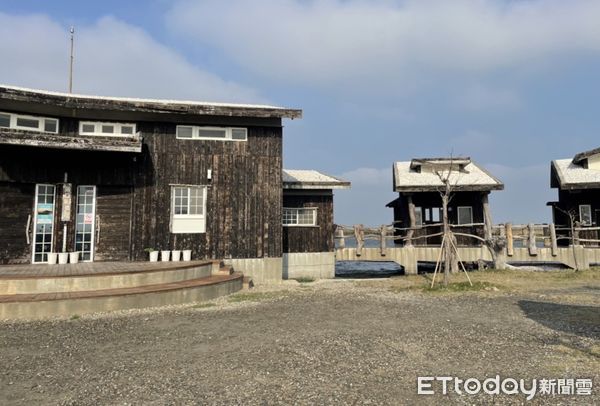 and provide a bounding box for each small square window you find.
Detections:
[198,128,227,139]
[121,126,134,135]
[44,119,58,133]
[81,124,95,133]
[101,125,114,134]
[457,207,473,225]
[177,126,194,139]
[17,117,40,129]
[231,128,247,140]
[0,113,10,127]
